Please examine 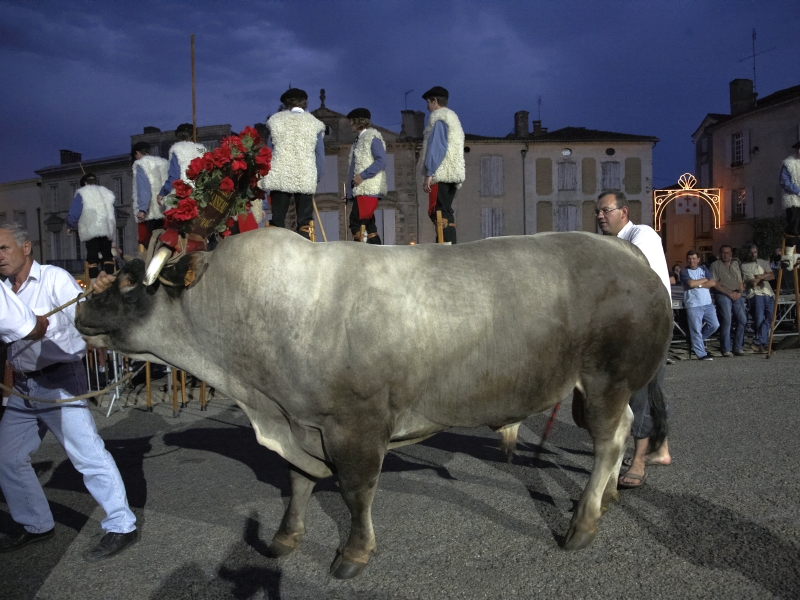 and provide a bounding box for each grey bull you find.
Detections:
[75,228,672,578]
